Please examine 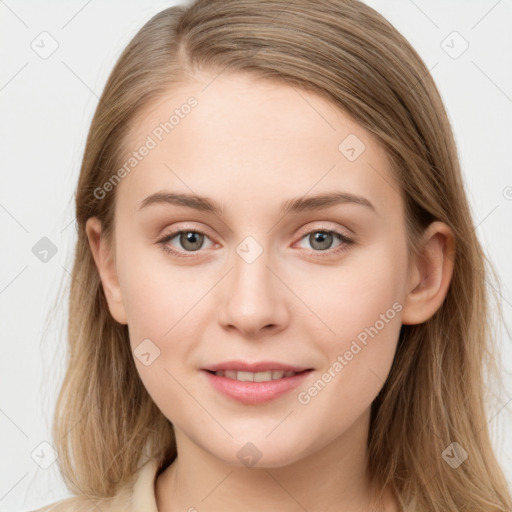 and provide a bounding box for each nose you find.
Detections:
[217,243,290,338]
